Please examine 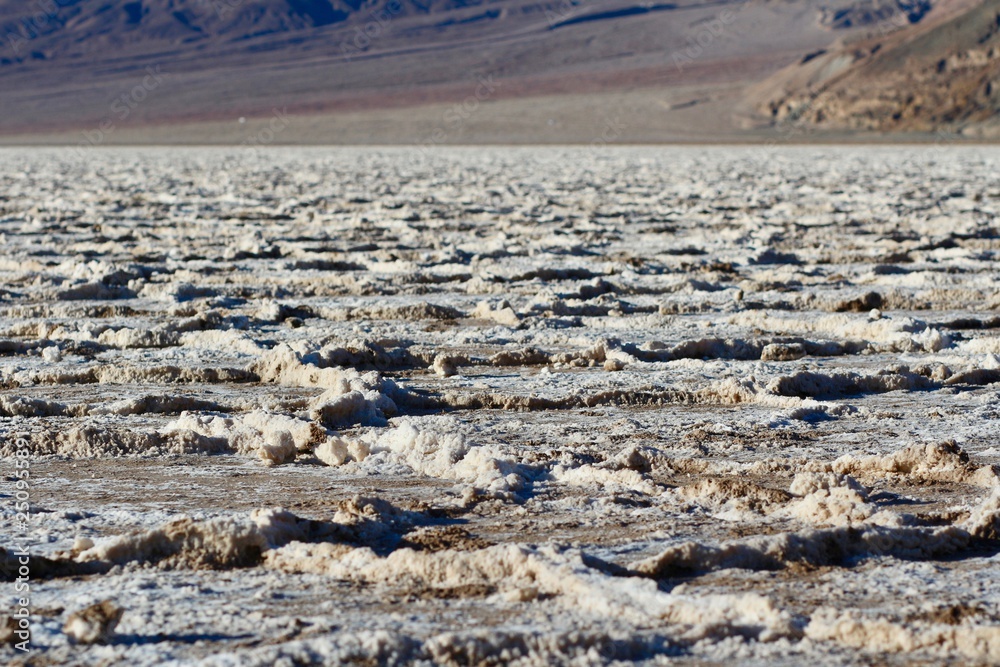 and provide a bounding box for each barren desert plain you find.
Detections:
[4,144,1000,665]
